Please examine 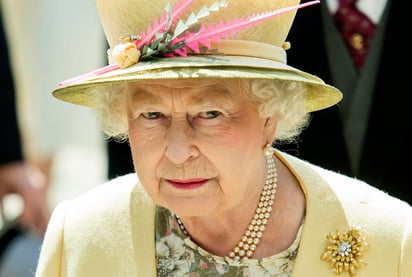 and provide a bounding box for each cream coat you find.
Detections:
[35,151,412,276]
